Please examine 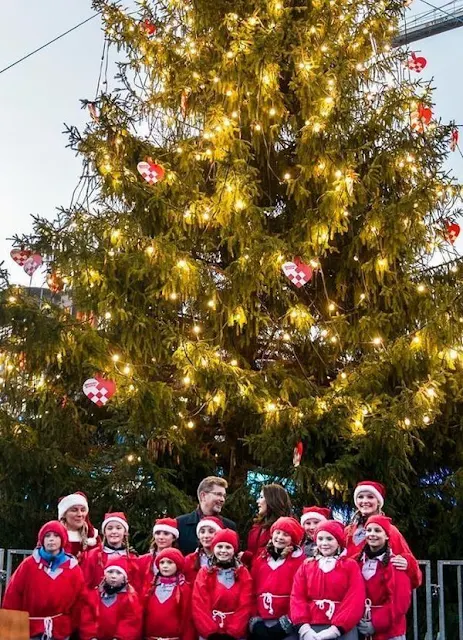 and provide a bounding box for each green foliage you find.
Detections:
[1,0,462,553]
